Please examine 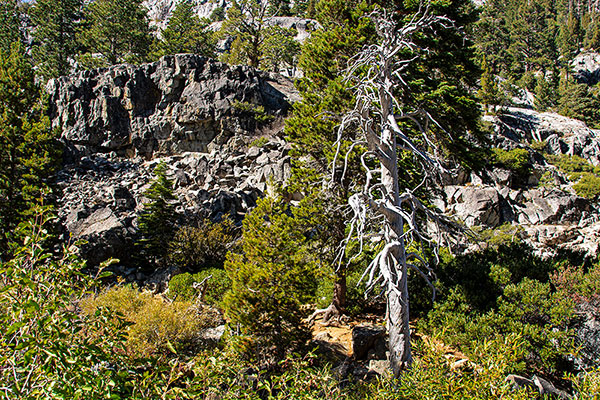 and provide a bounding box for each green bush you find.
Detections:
[492,148,530,175]
[530,140,547,152]
[424,275,575,375]
[0,211,137,398]
[168,272,196,301]
[194,268,231,306]
[249,136,269,148]
[538,170,557,188]
[169,268,232,305]
[369,334,535,400]
[573,172,600,199]
[168,218,235,271]
[568,367,600,399]
[546,154,600,198]
[232,100,275,124]
[547,154,595,174]
[472,224,524,249]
